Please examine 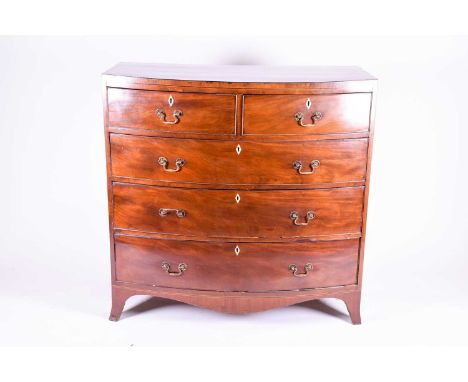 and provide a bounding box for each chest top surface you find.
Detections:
[104,62,376,84]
